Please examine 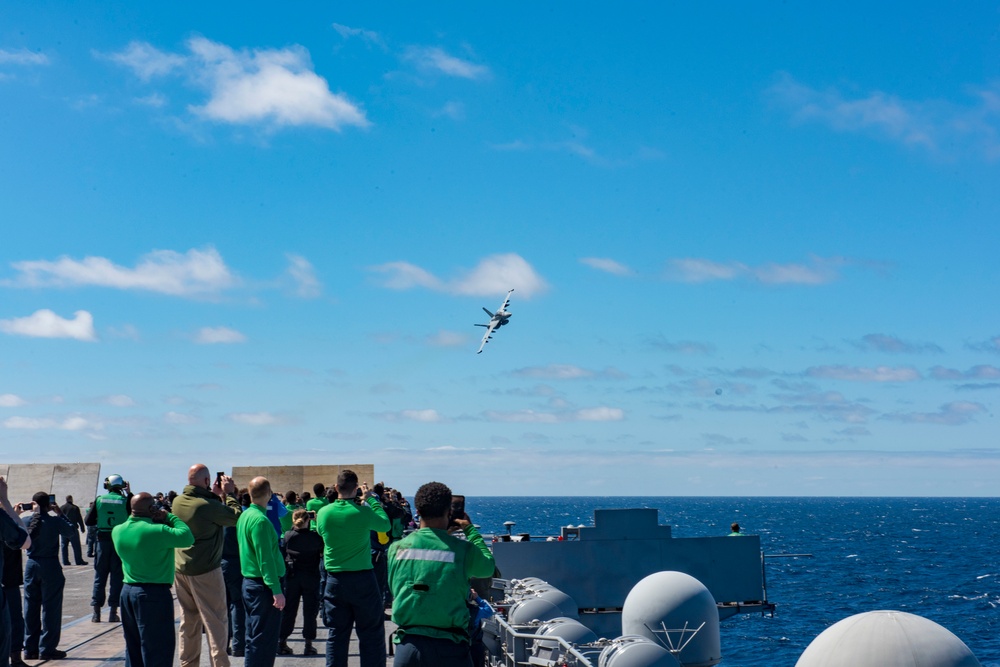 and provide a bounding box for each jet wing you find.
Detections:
[497,289,514,313]
[477,318,499,354]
